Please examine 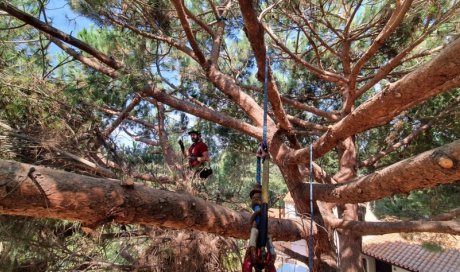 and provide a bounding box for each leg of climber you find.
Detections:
[265,237,277,272]
[242,251,253,272]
